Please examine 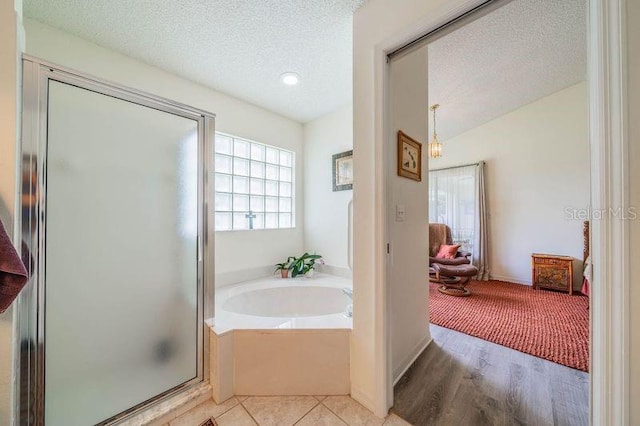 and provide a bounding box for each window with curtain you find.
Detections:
[428,164,477,255]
